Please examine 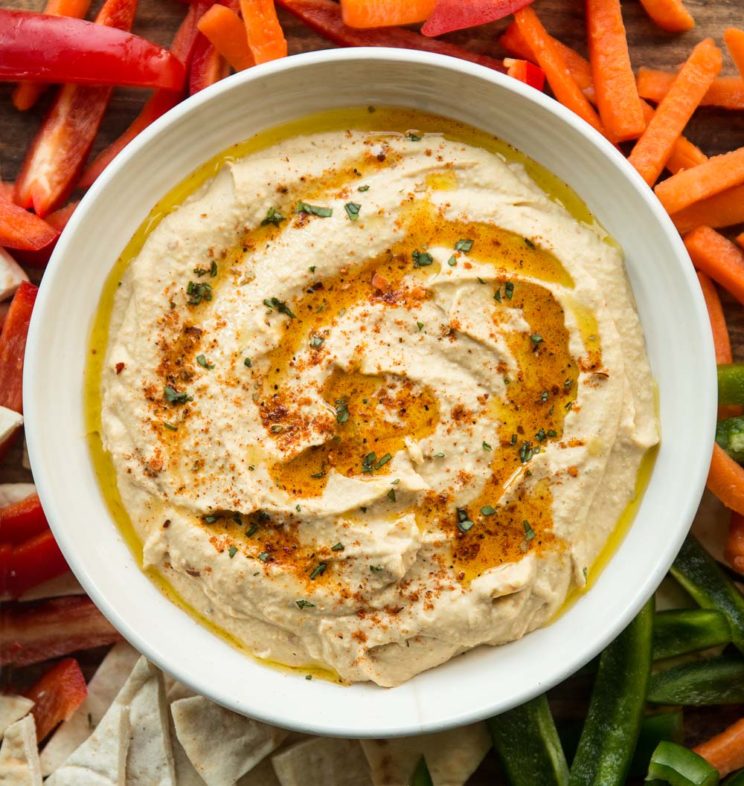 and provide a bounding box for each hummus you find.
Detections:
[99,110,659,686]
